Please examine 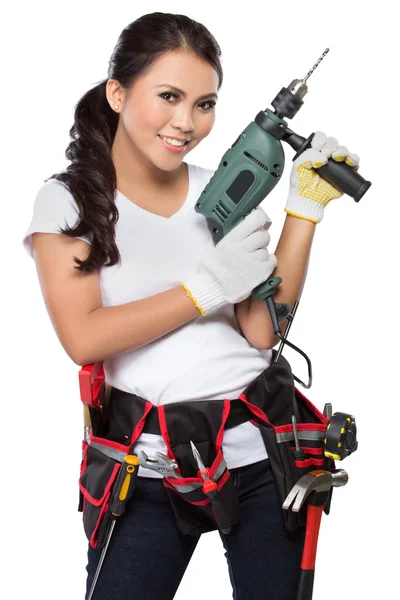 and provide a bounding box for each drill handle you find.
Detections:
[287,132,371,202]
